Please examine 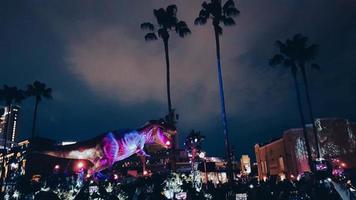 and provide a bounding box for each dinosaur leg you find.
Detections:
[88,158,110,177]
[139,155,147,175]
